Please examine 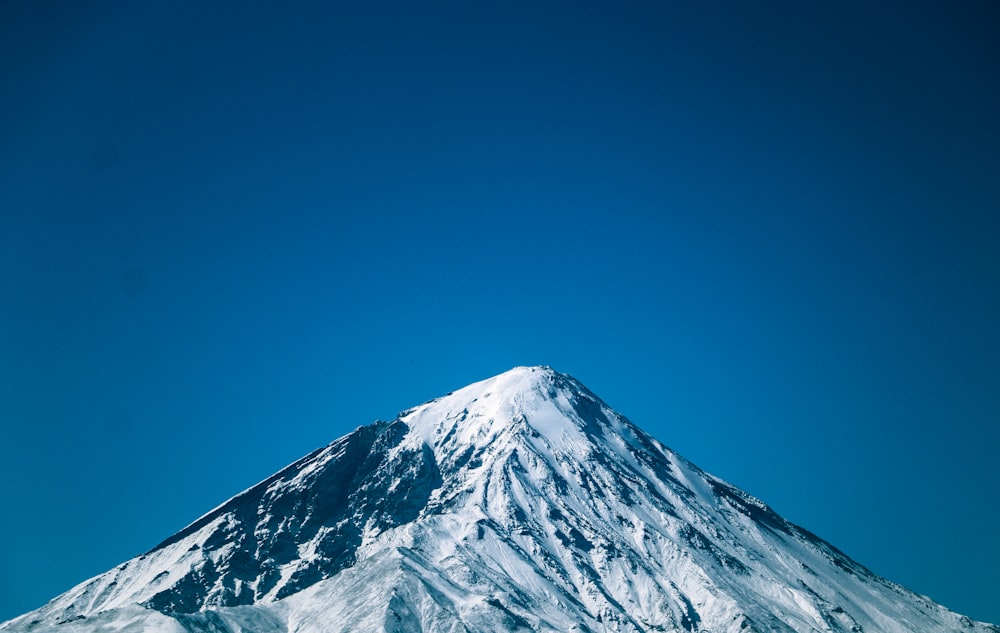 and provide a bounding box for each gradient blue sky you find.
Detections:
[2,1,998,625]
